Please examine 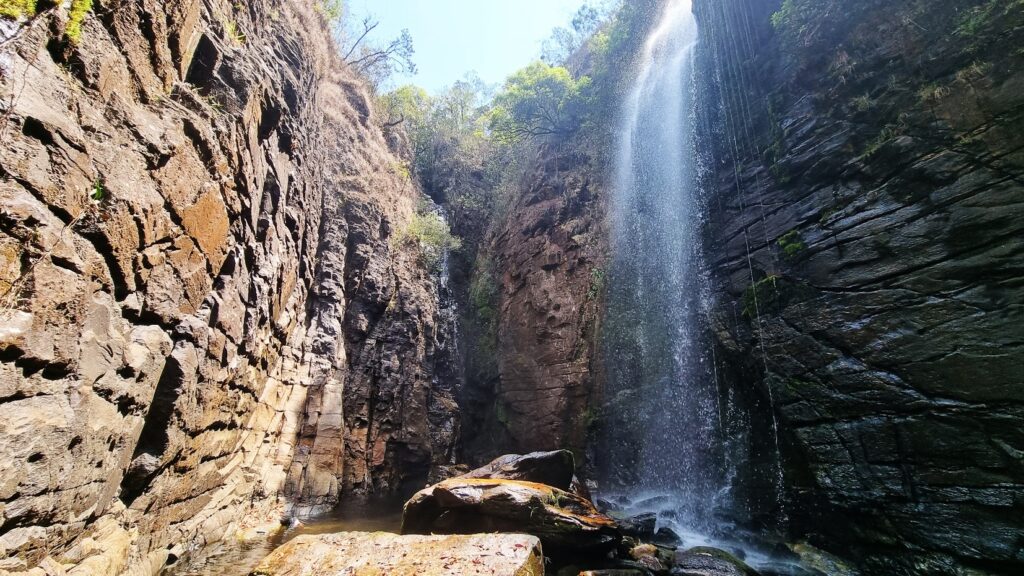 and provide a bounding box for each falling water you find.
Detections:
[600,0,729,536]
